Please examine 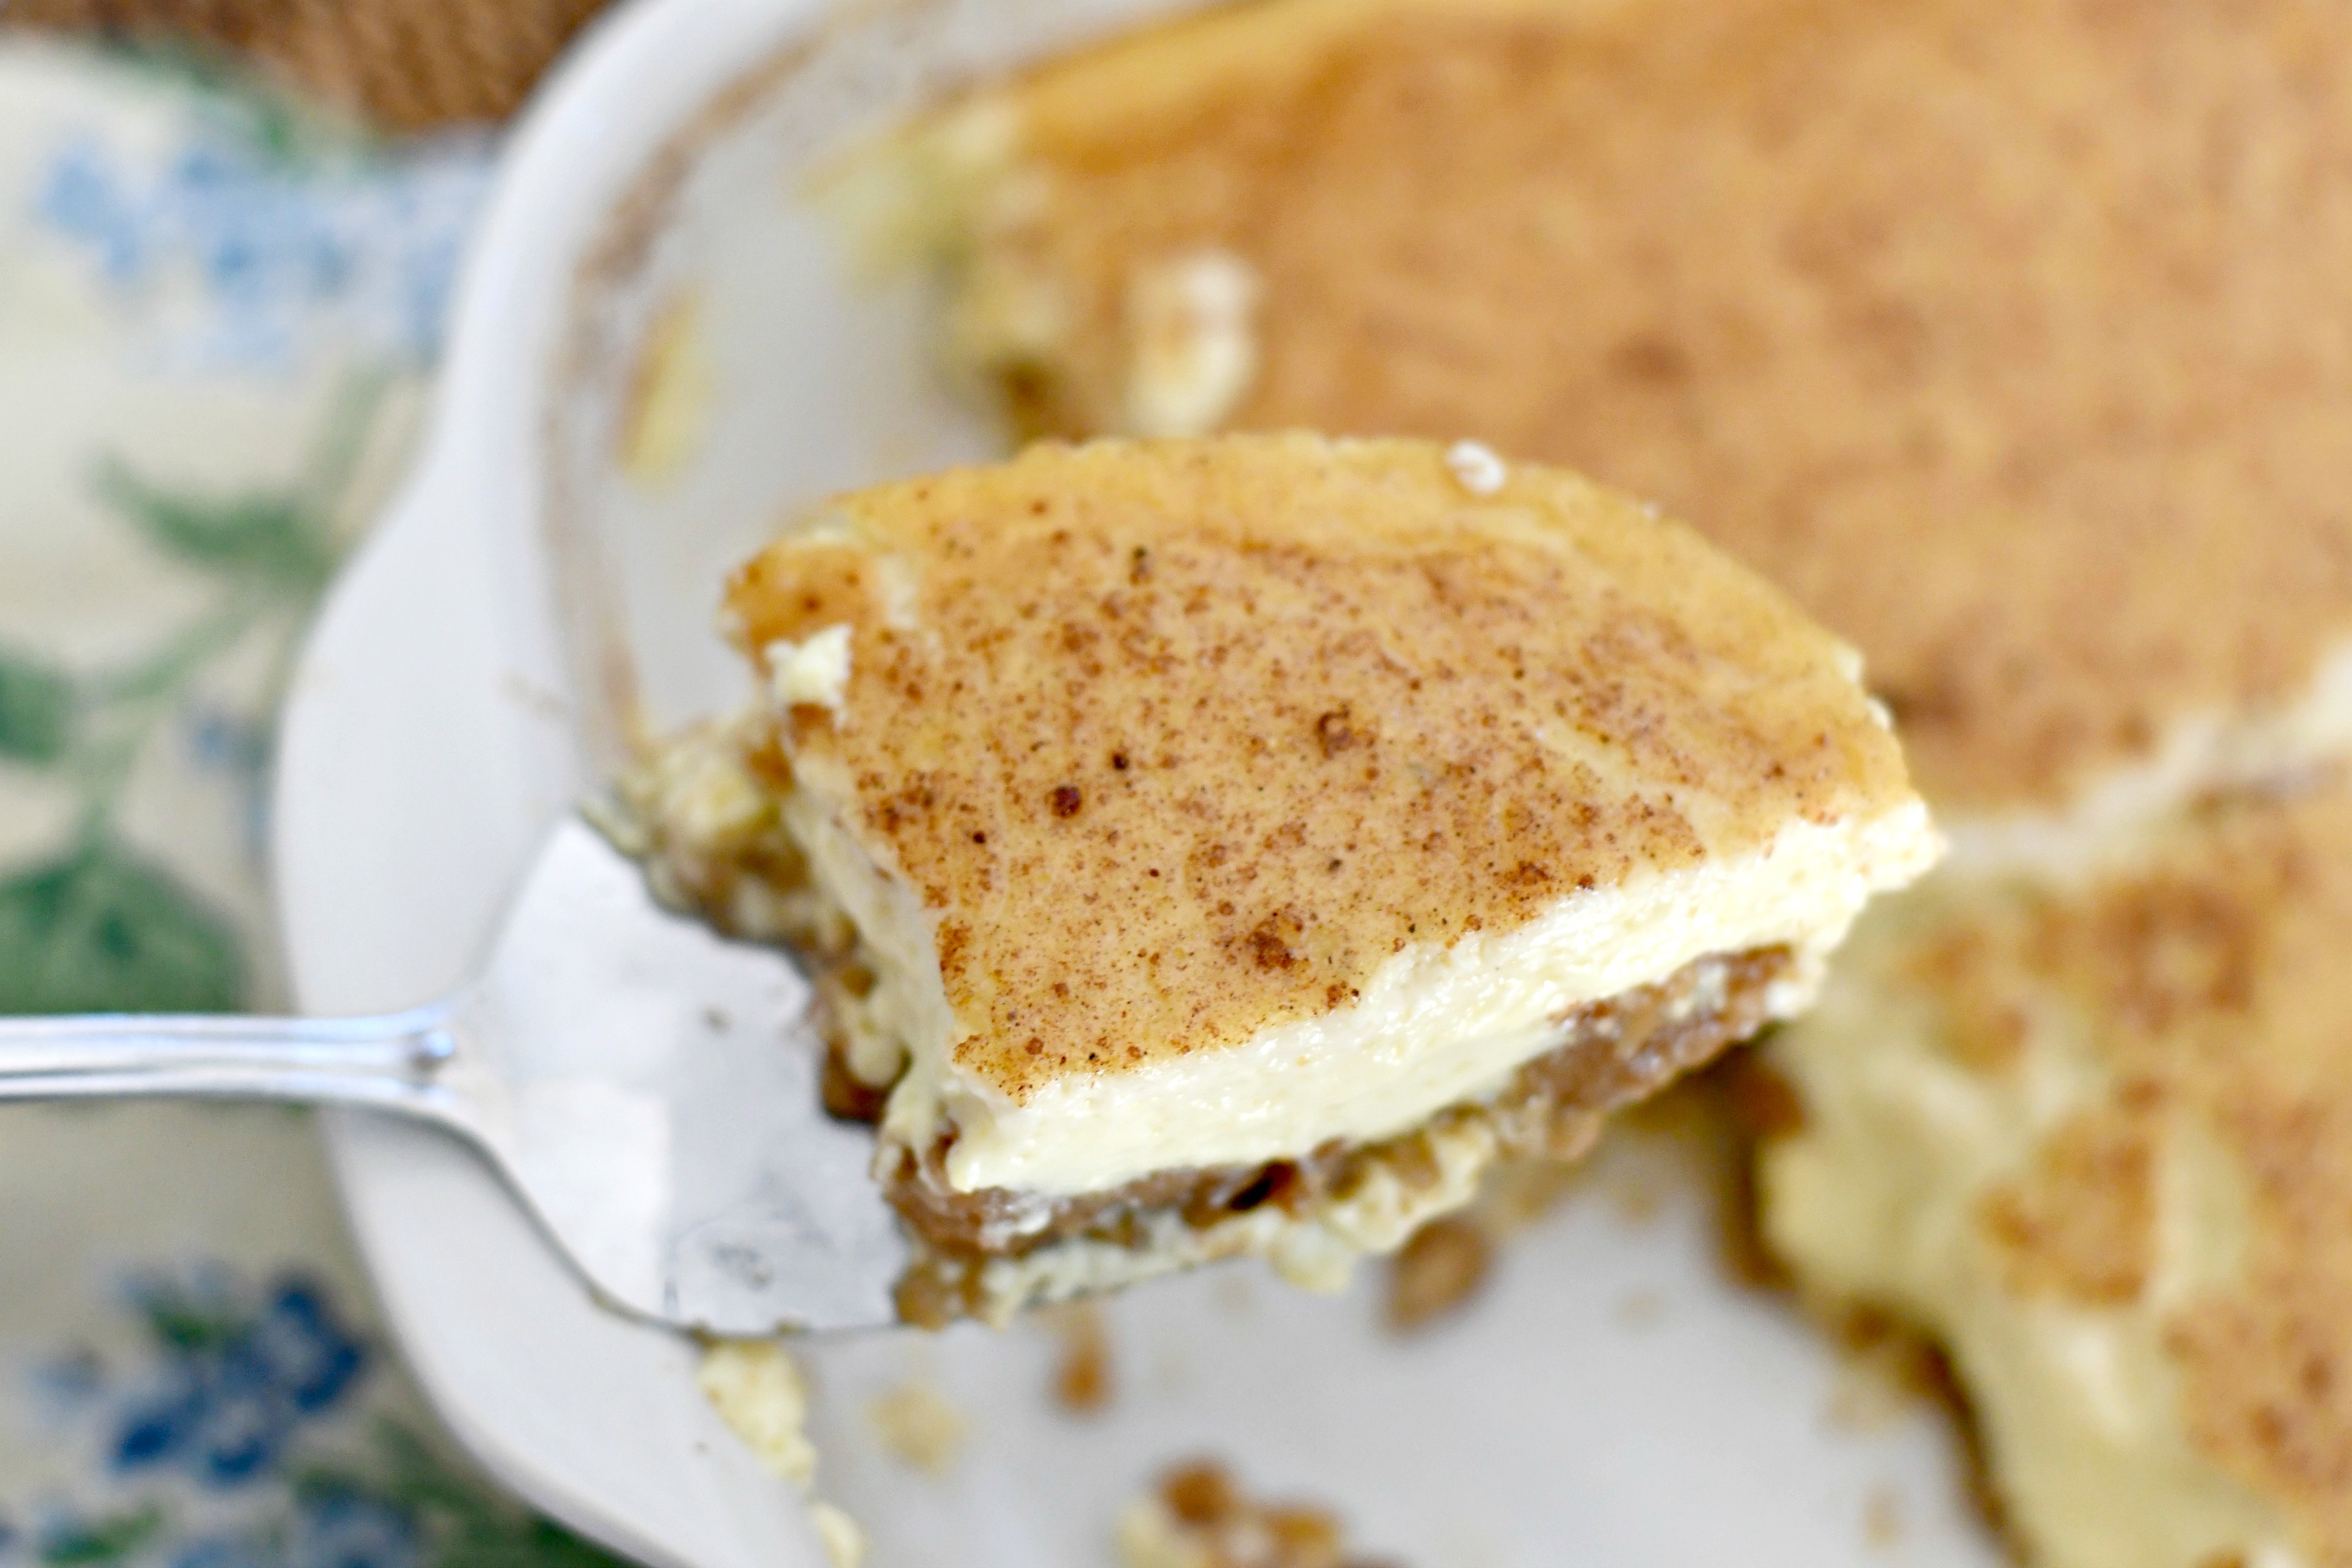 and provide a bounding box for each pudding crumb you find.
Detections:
[1117,1459,1403,1568]
[698,1339,869,1564]
[1444,439,1507,495]
[1864,1484,1905,1551]
[1037,1301,1116,1414]
[1386,1216,1492,1333]
[867,1378,970,1474]
[812,1502,867,1568]
[698,1338,817,1486]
